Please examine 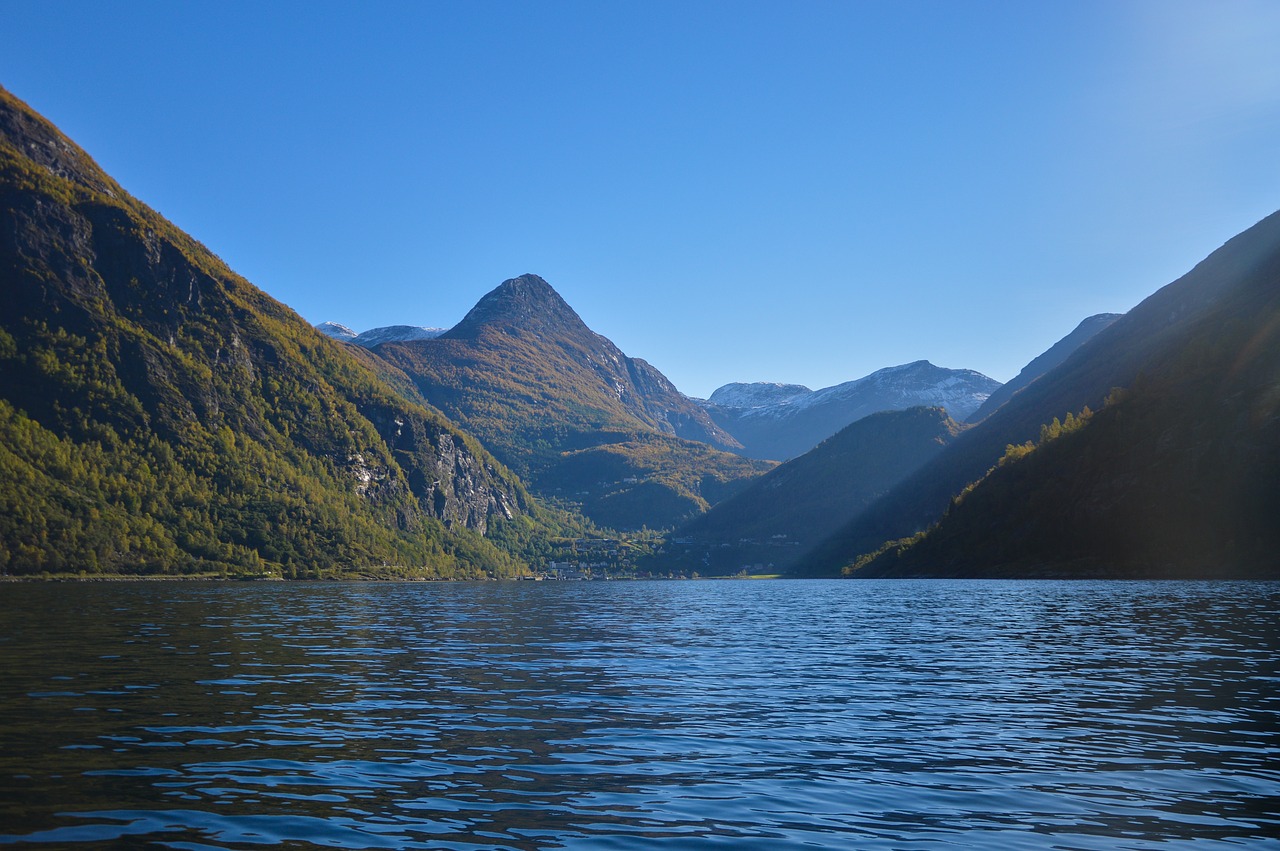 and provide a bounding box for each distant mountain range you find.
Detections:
[700,361,999,461]
[670,309,1120,575]
[3,83,1275,580]
[805,211,1280,579]
[316,322,446,346]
